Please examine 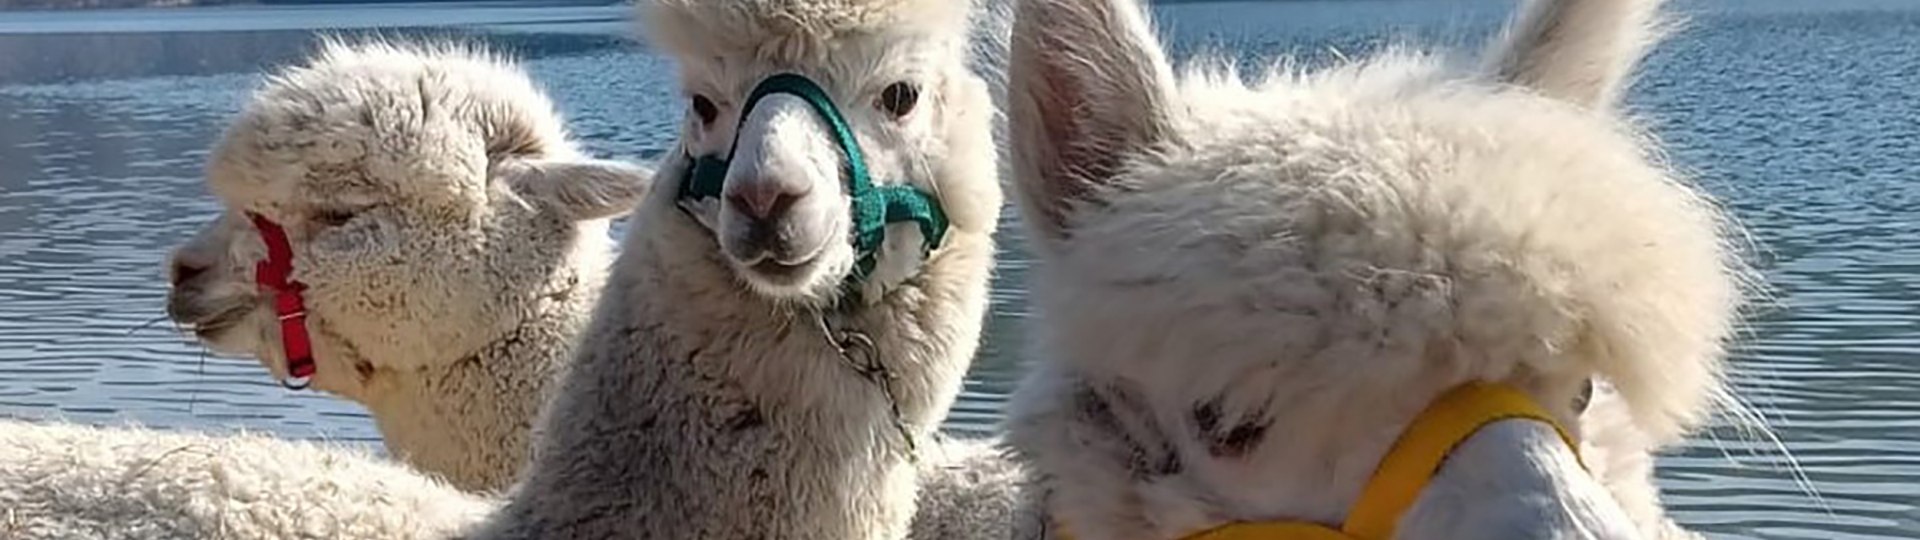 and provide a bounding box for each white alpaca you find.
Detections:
[1000,0,1751,538]
[161,38,655,494]
[466,0,1007,537]
[162,35,1027,534]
